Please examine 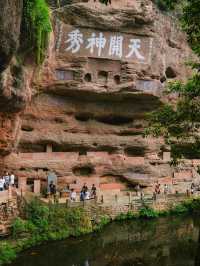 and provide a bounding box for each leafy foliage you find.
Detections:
[21,0,52,64]
[0,243,16,266]
[139,206,159,219]
[181,0,200,57]
[147,1,200,160]
[146,71,200,160]
[153,0,179,11]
